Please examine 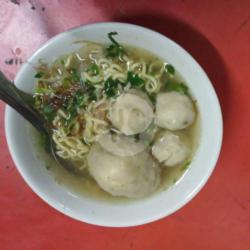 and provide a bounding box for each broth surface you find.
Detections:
[32,40,200,202]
